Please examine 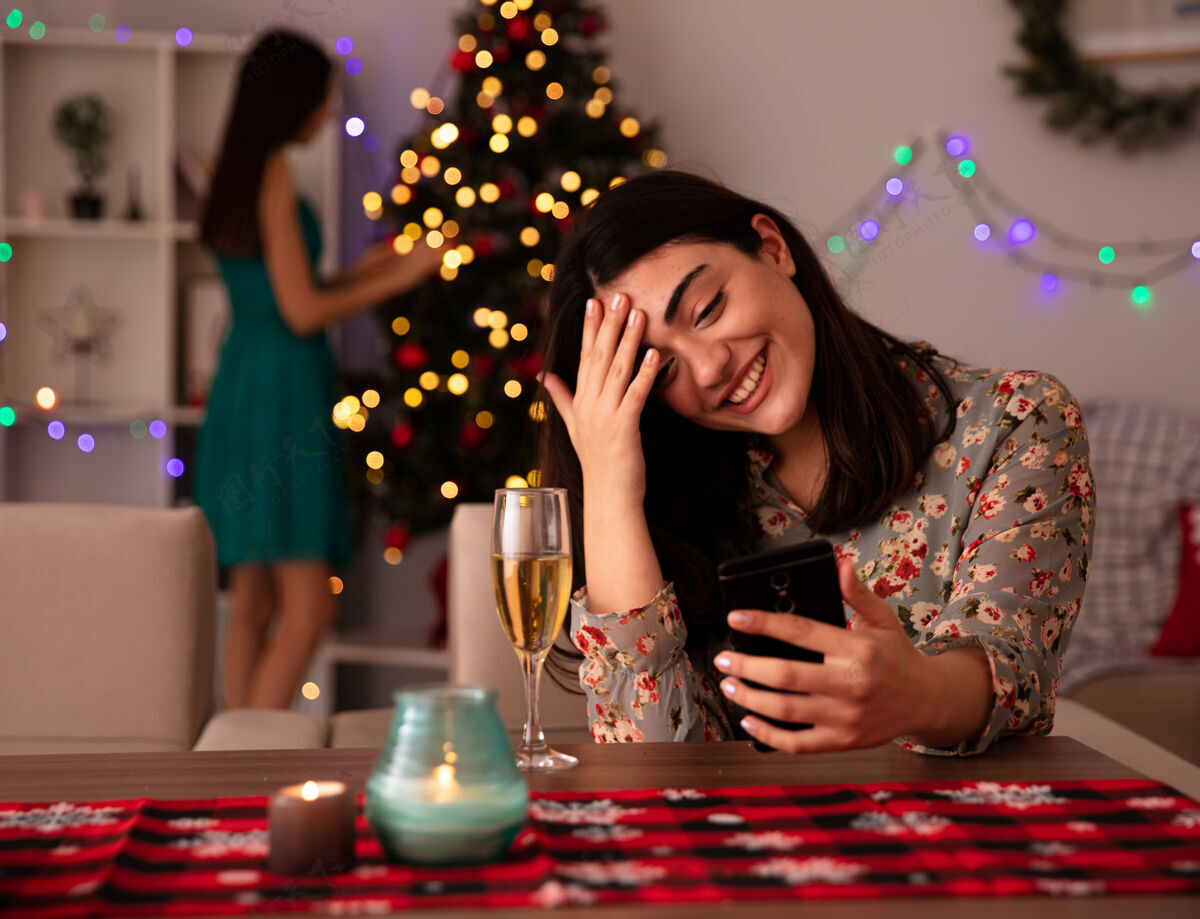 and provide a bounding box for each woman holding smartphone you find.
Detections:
[538,170,1093,755]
